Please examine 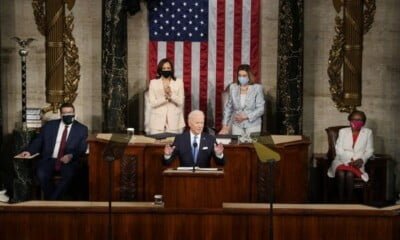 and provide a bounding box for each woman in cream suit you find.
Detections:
[148,58,185,134]
[327,110,374,202]
[219,64,265,136]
